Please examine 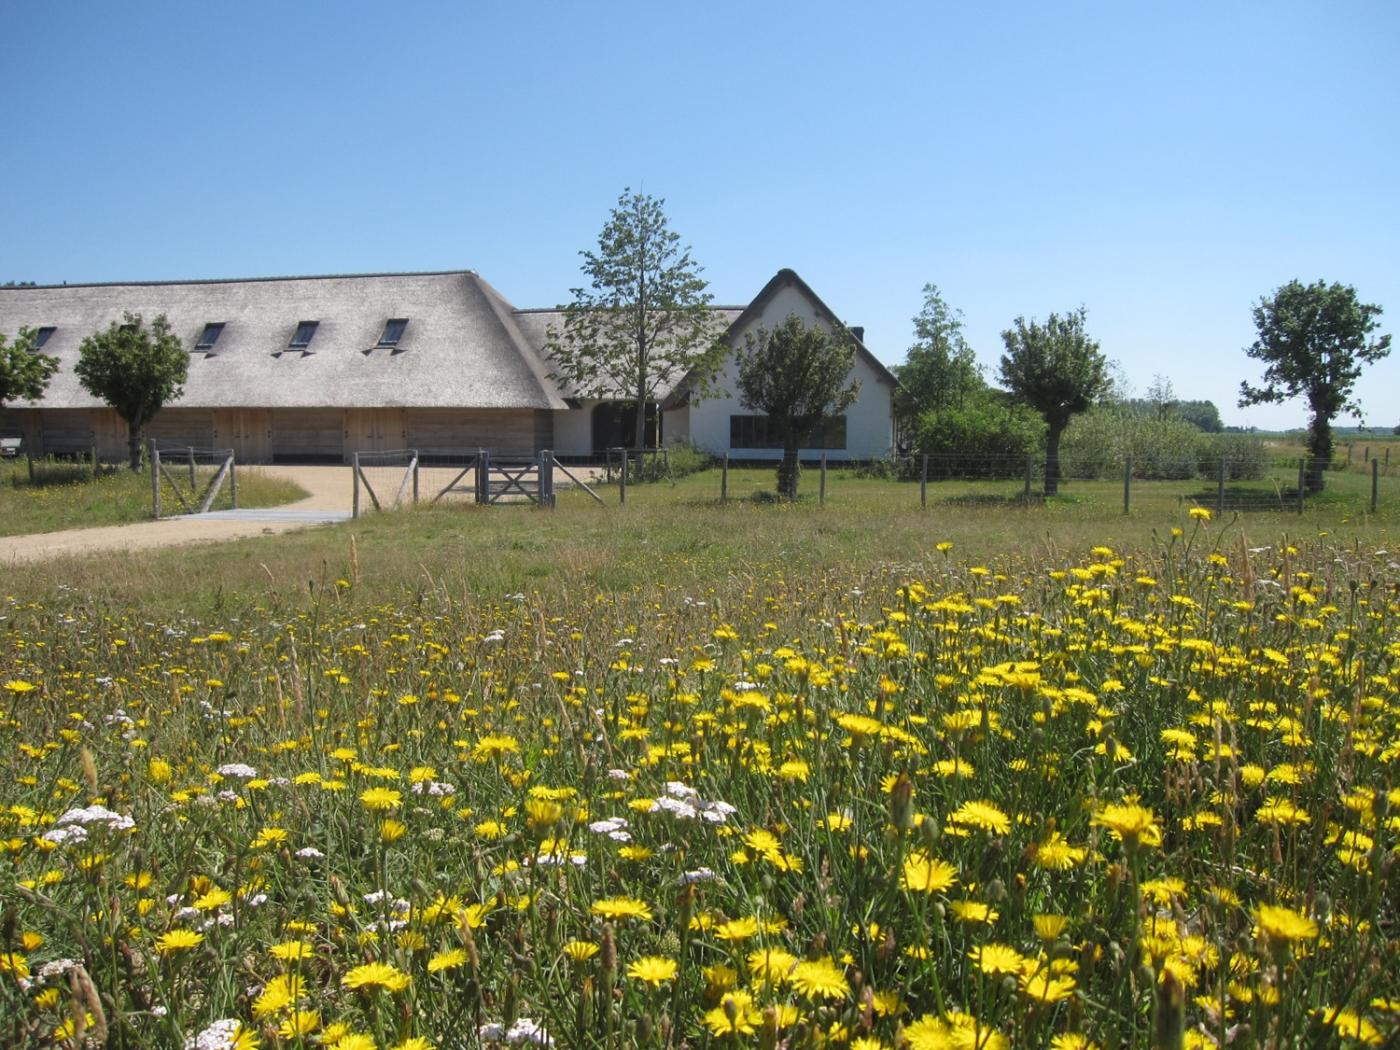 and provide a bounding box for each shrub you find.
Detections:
[1061,409,1208,480]
[1199,432,1270,480]
[907,395,1044,478]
